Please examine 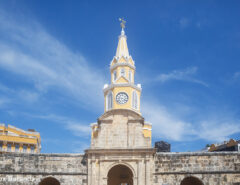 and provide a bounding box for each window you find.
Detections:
[30,146,35,153]
[120,68,125,77]
[113,70,117,81]
[0,143,2,151]
[106,91,113,111]
[7,144,11,152]
[132,91,138,110]
[15,144,19,152]
[129,70,132,82]
[23,145,27,153]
